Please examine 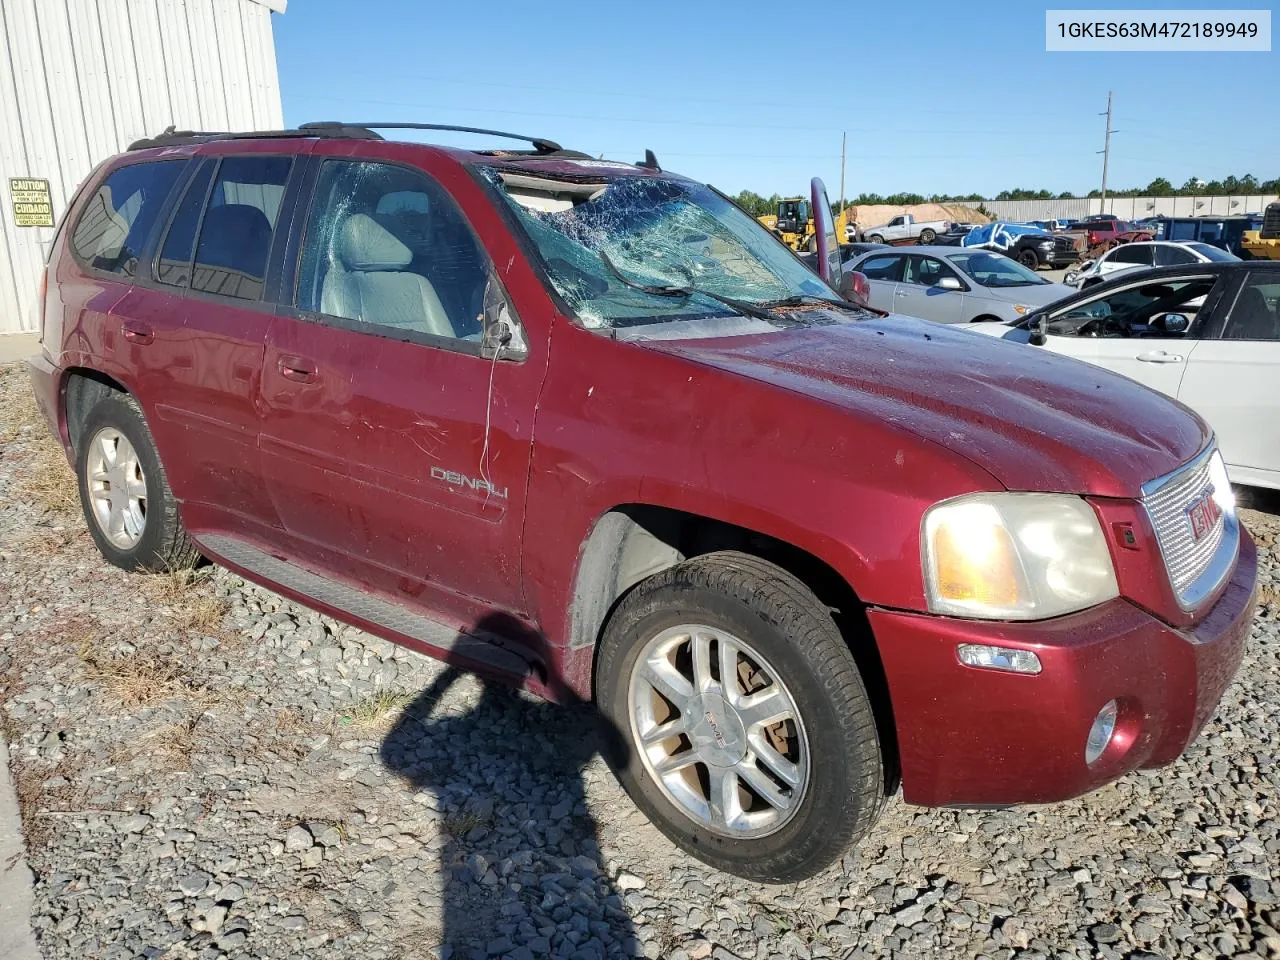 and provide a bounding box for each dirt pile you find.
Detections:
[852,203,989,232]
